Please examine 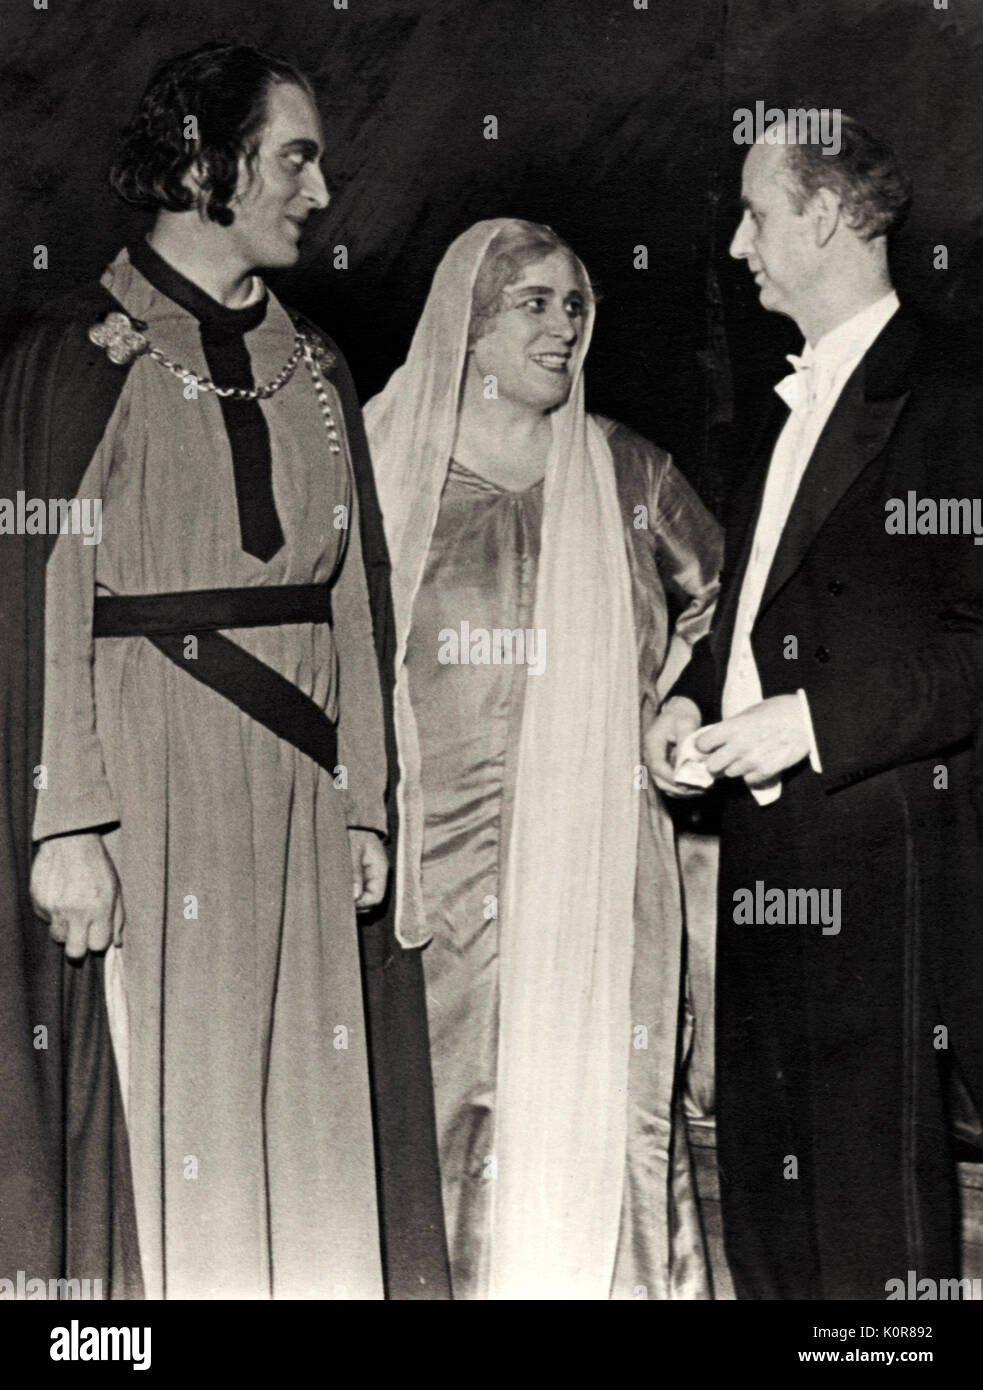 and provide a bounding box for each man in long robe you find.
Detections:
[1,41,447,1300]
